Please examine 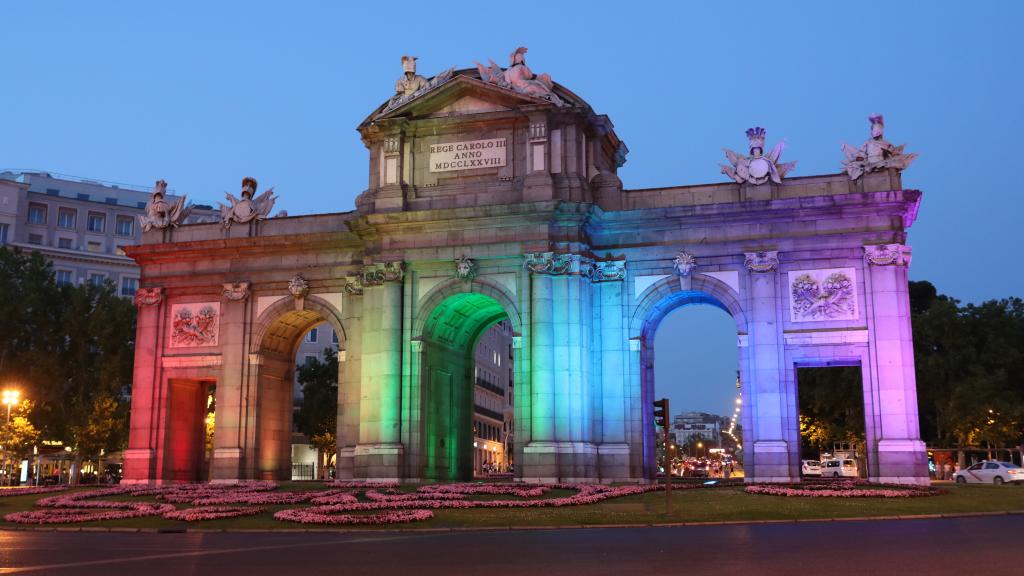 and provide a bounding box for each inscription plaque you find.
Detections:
[429,138,506,172]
